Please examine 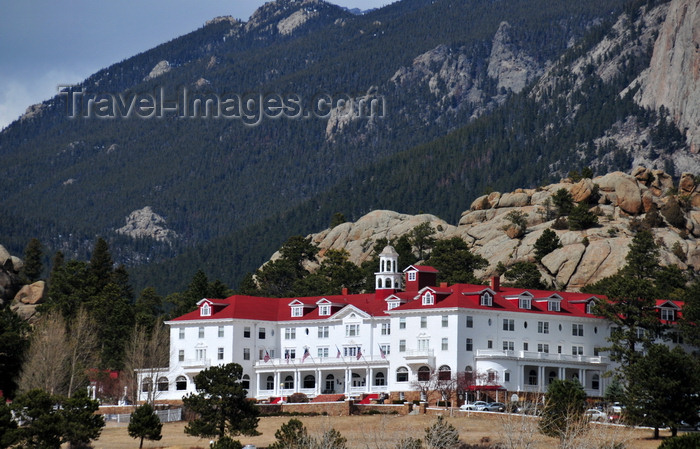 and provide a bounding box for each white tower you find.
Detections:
[375,245,402,291]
